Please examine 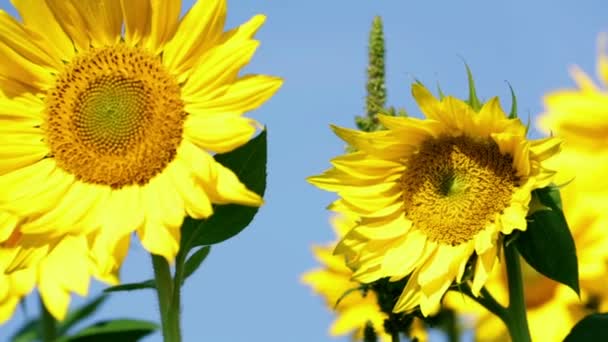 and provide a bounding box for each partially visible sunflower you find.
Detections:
[308,83,560,316]
[539,34,608,201]
[302,214,427,342]
[0,0,281,319]
[0,213,123,321]
[446,194,608,341]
